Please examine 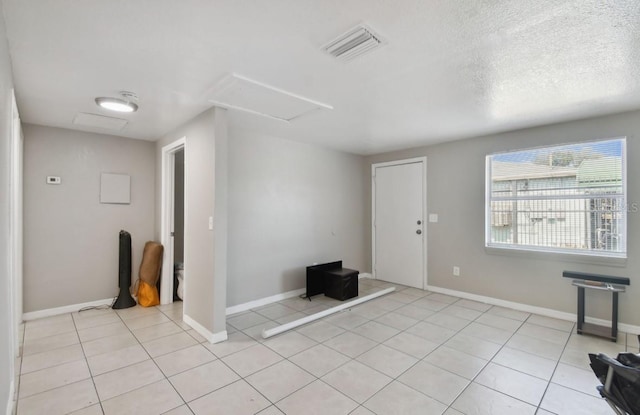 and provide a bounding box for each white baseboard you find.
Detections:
[585,316,640,336]
[226,274,372,316]
[6,380,15,415]
[22,298,114,321]
[183,314,227,344]
[427,285,640,335]
[226,288,306,316]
